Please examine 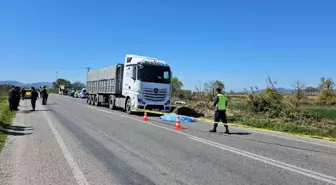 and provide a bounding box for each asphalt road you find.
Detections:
[1,94,336,185]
